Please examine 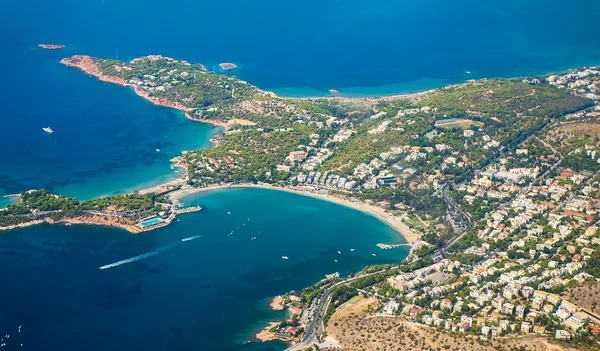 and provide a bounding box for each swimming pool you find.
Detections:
[140,217,163,227]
